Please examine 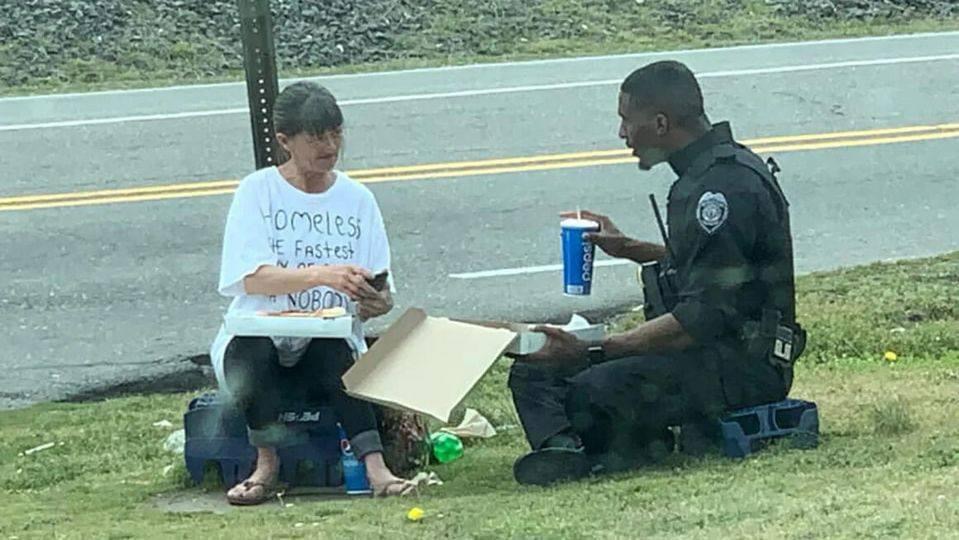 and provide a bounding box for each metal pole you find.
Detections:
[239,0,282,169]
